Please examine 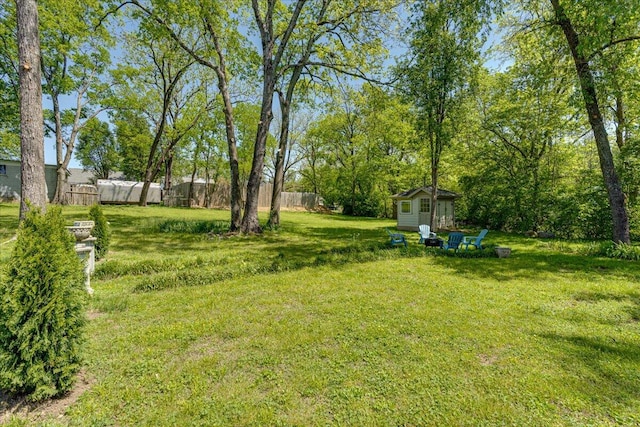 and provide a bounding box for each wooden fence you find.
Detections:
[65,184,98,206]
[165,181,319,210]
